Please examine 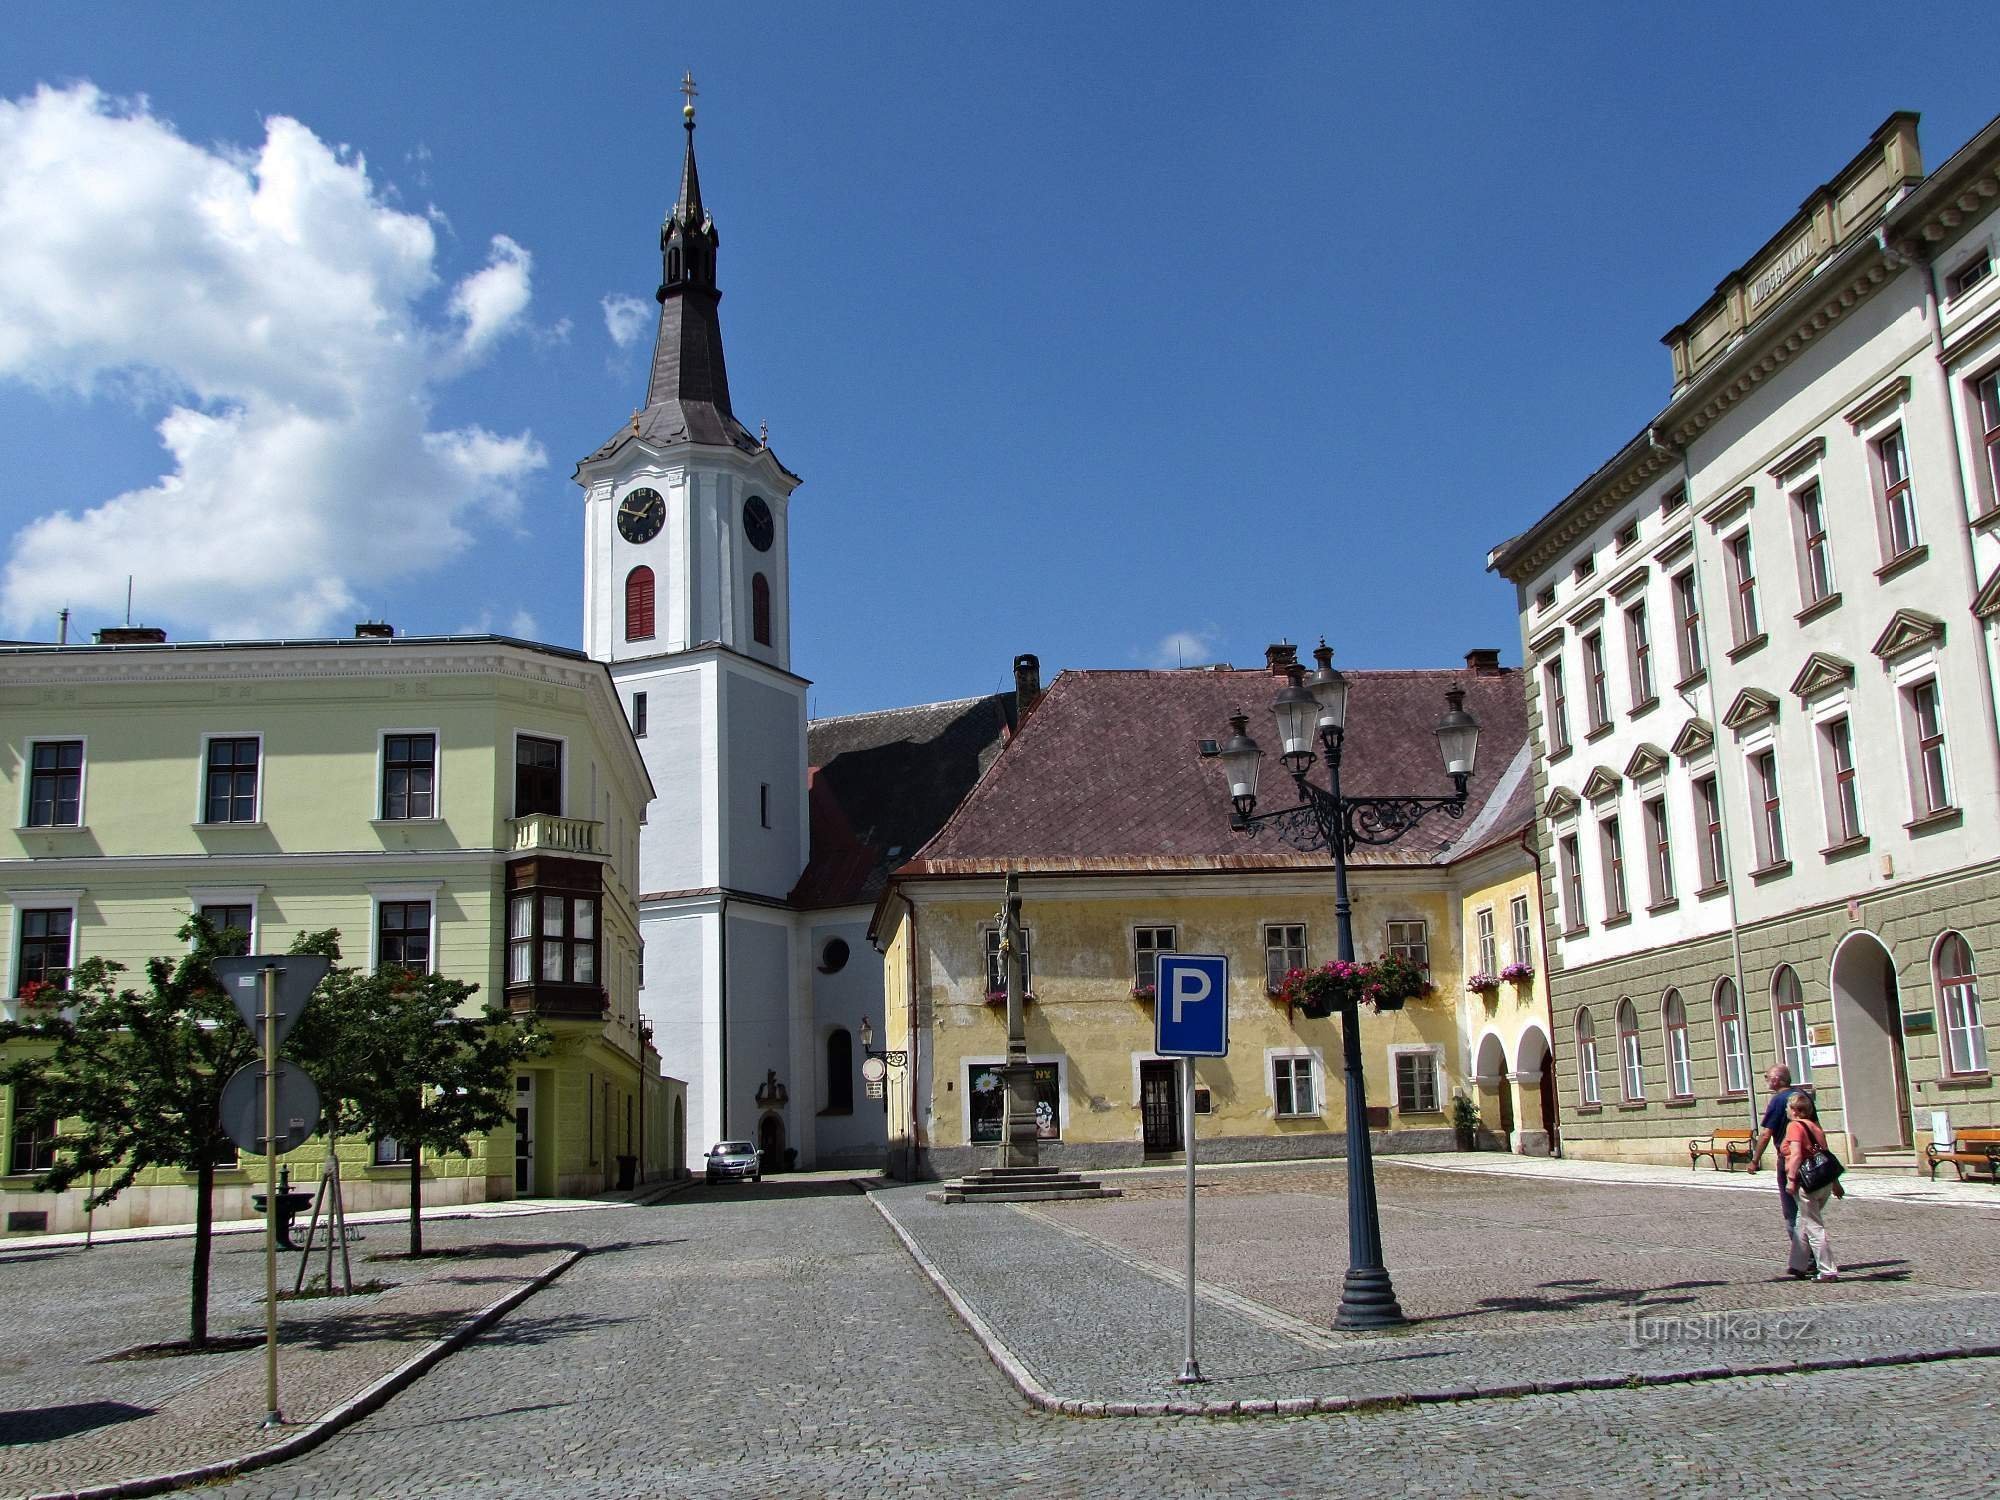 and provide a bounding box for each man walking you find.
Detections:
[1748,1065,1810,1276]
